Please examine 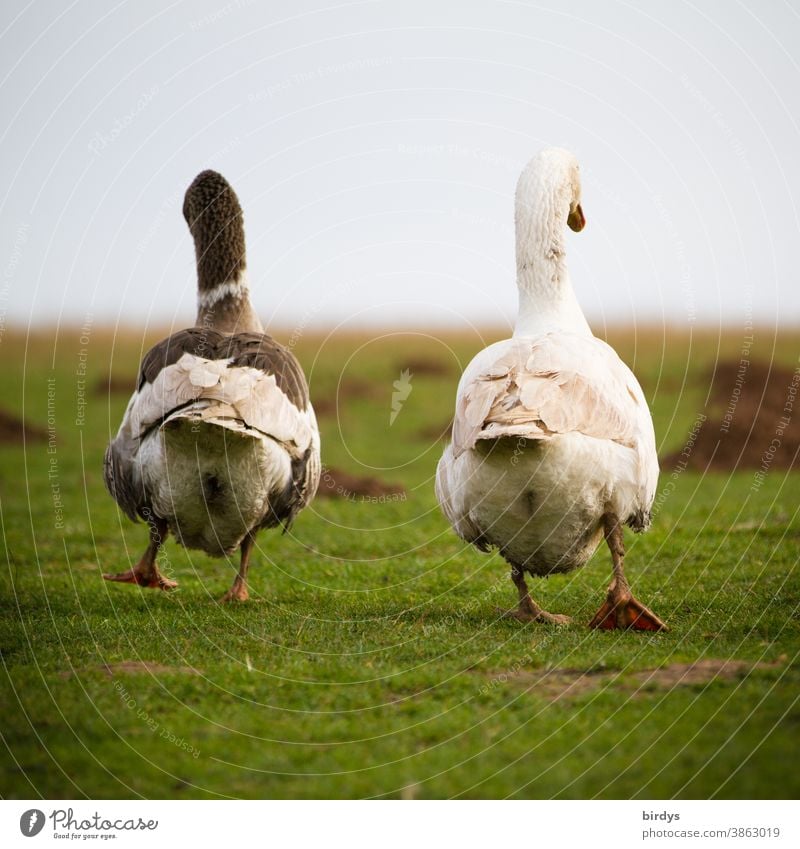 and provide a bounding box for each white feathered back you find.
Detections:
[451,333,658,517]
